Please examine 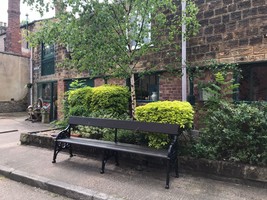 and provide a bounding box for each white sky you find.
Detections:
[0,0,54,25]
